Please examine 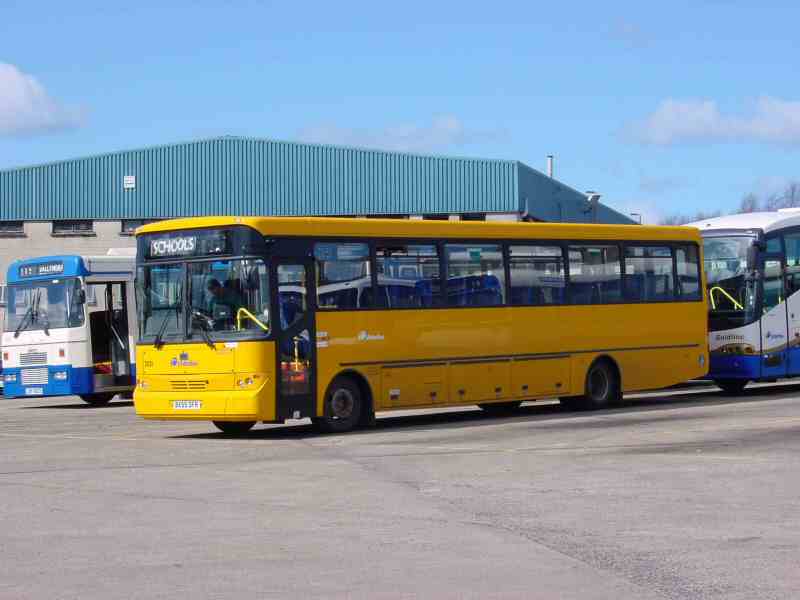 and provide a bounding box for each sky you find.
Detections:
[2,0,800,224]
